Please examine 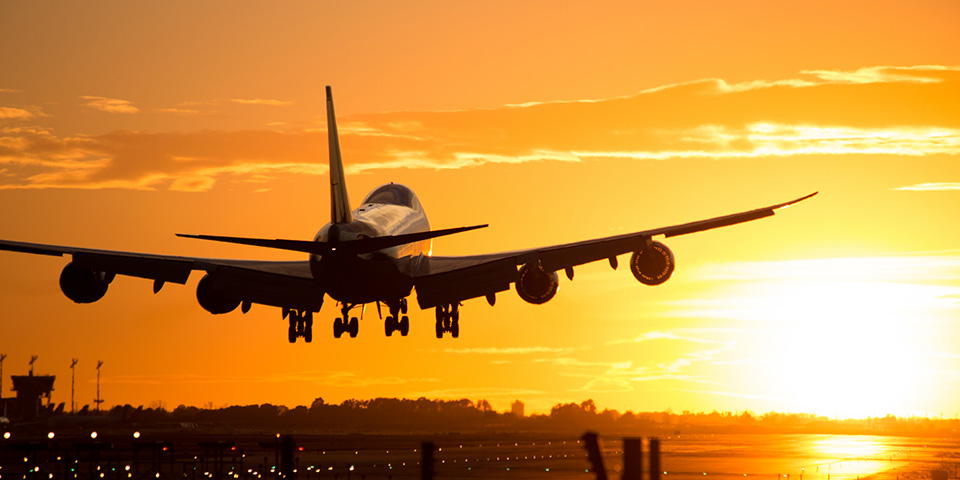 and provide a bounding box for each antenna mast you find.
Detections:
[0,354,6,399]
[95,360,104,412]
[70,358,79,413]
